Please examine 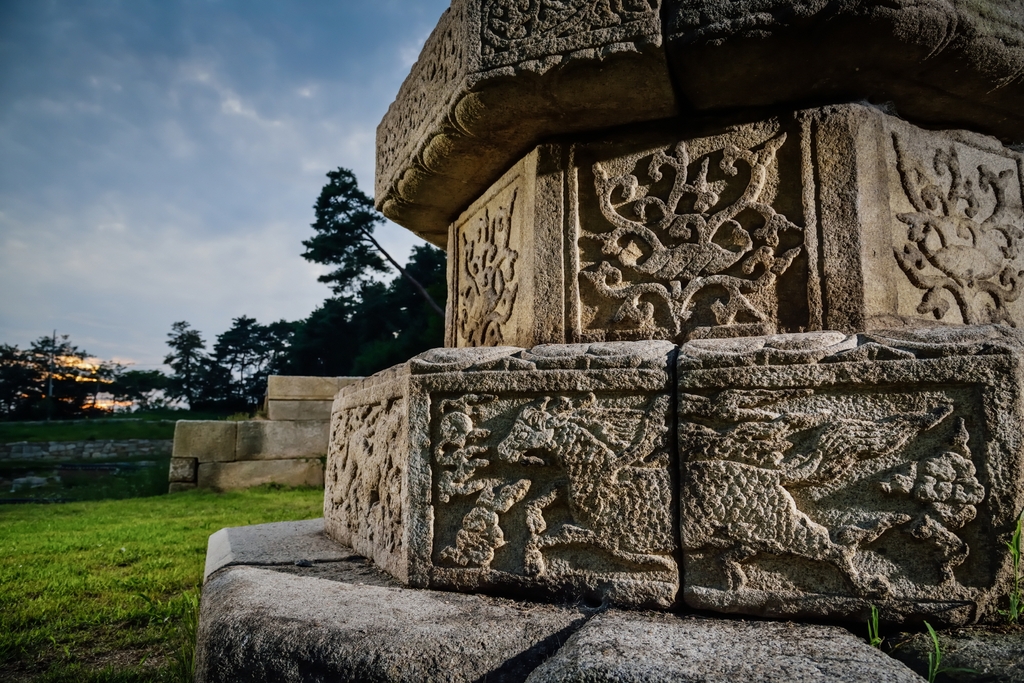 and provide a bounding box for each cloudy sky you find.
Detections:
[0,0,450,370]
